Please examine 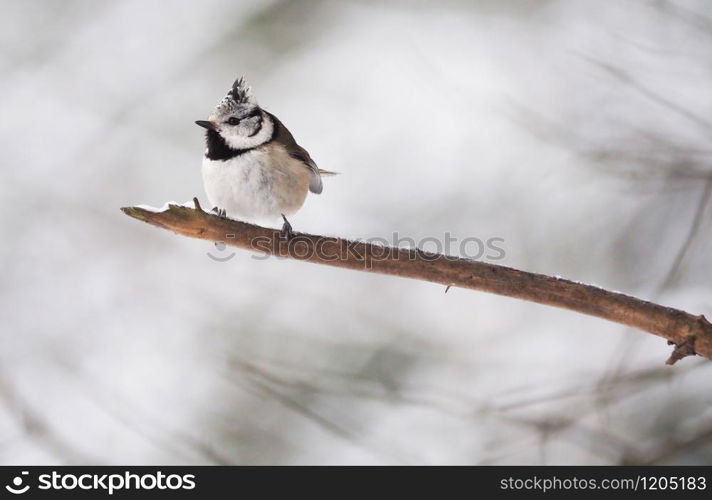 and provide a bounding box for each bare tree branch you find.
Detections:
[121,199,712,365]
